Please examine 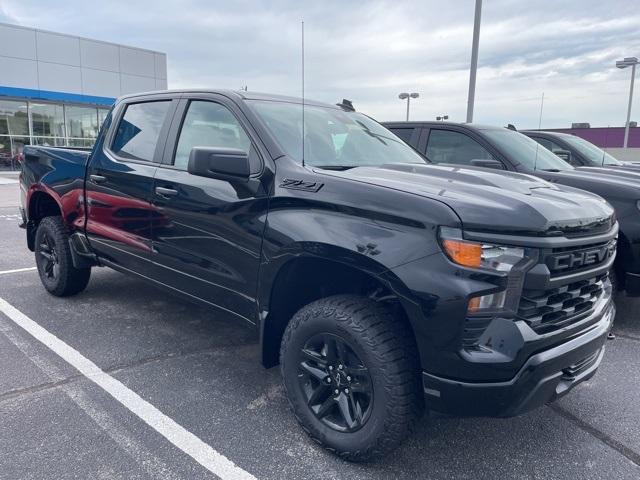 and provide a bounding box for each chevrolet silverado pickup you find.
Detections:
[386,121,639,296]
[20,91,616,460]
